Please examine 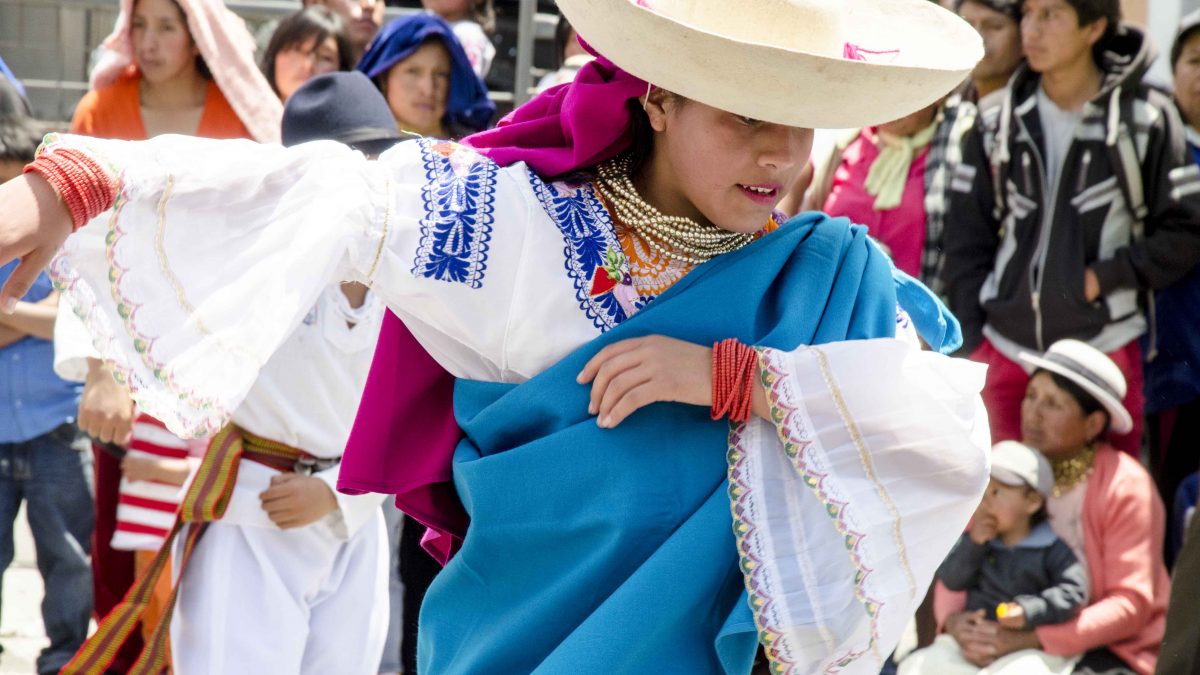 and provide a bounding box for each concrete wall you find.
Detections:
[0,0,117,124]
